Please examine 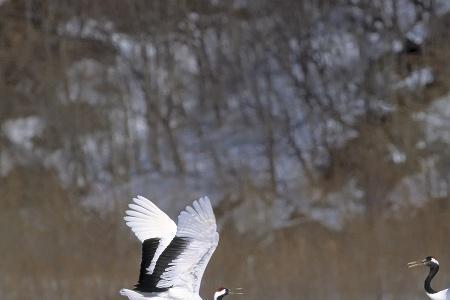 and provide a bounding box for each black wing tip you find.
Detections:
[136,237,189,292]
[136,238,160,289]
[133,284,169,293]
